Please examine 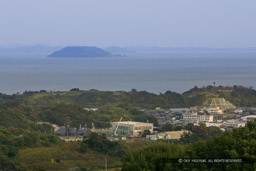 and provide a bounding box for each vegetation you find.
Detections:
[16,138,153,170]
[122,120,256,170]
[0,128,60,171]
[160,124,175,131]
[35,102,158,128]
[1,85,255,110]
[0,101,52,131]
[179,123,223,144]
[81,133,126,157]
[17,142,122,170]
[37,102,94,128]
[20,85,256,108]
